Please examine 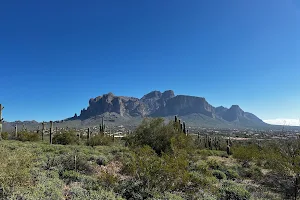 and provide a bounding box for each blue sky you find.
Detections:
[0,0,299,124]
